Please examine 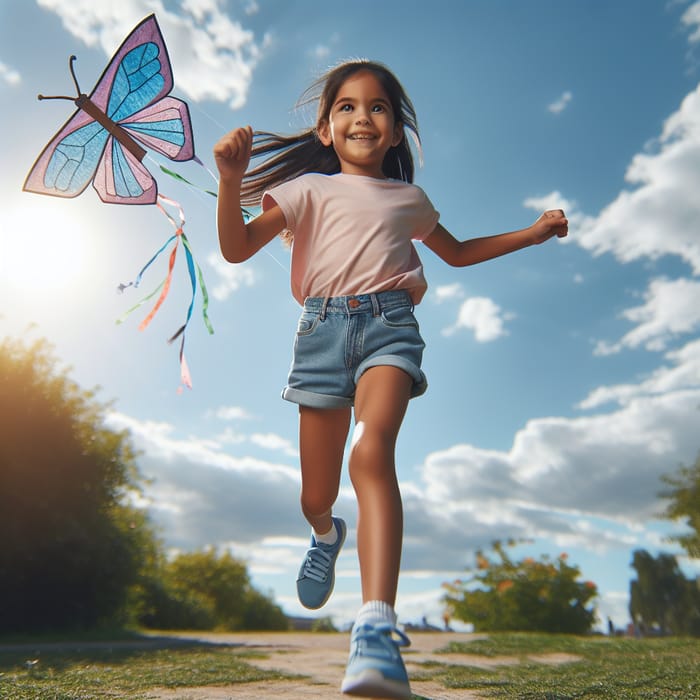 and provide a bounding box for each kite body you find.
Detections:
[23,14,194,204]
